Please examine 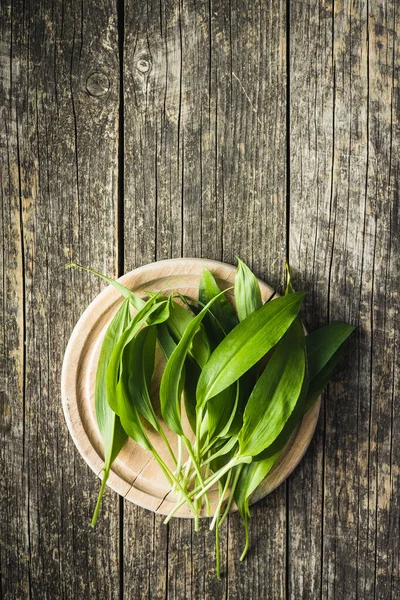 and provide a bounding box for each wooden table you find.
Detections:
[1,1,399,598]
